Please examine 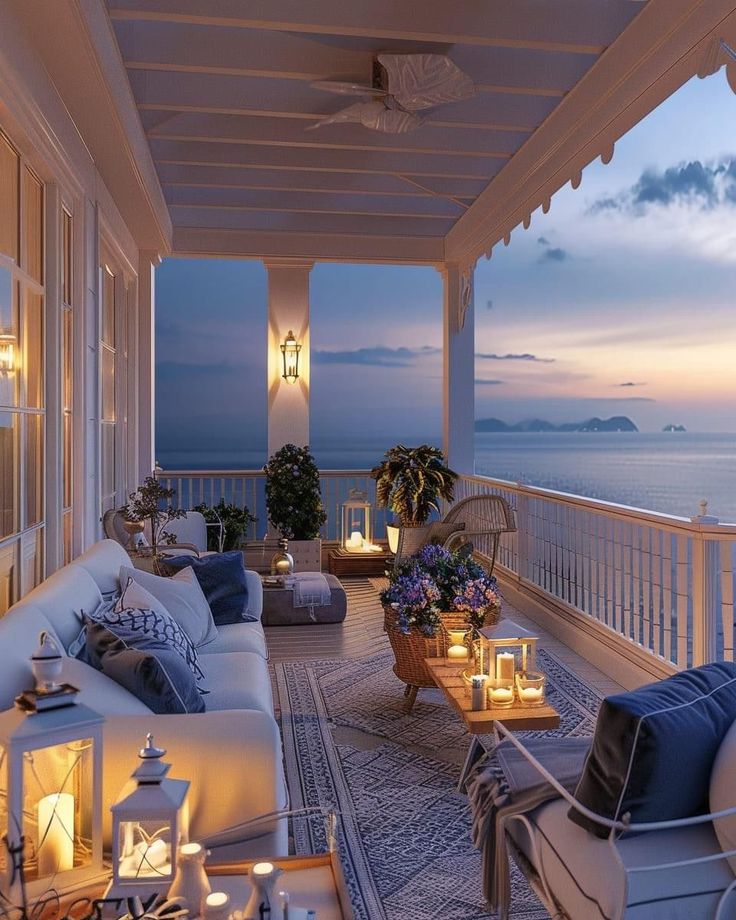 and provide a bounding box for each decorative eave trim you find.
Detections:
[445,0,736,265]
